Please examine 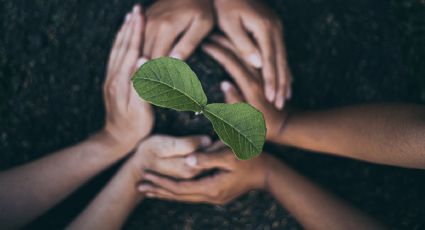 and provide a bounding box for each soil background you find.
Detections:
[1,0,425,229]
